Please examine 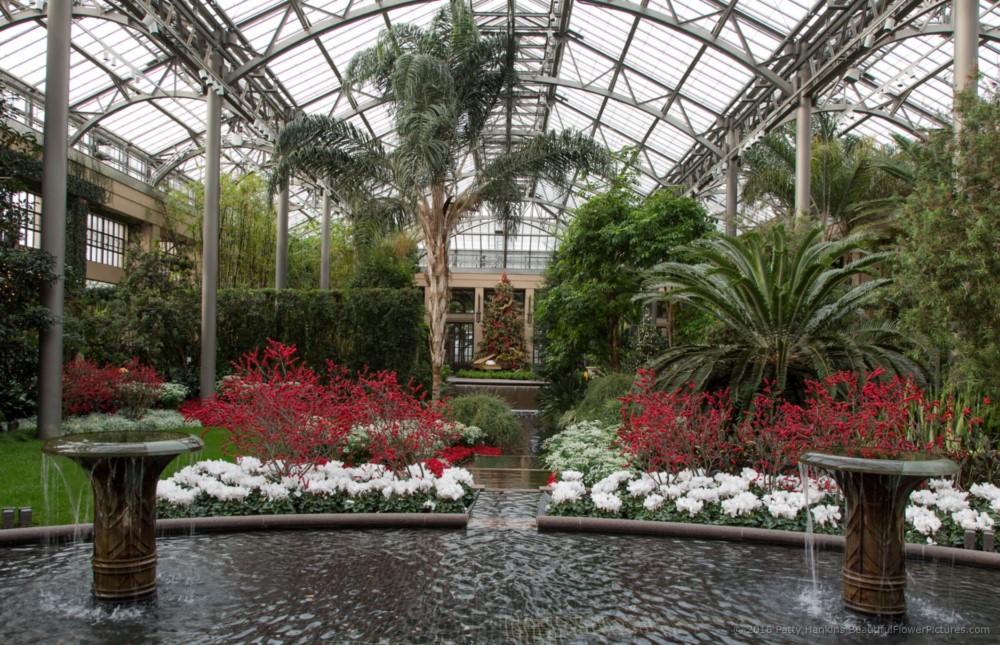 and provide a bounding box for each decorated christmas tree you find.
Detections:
[475,272,527,370]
